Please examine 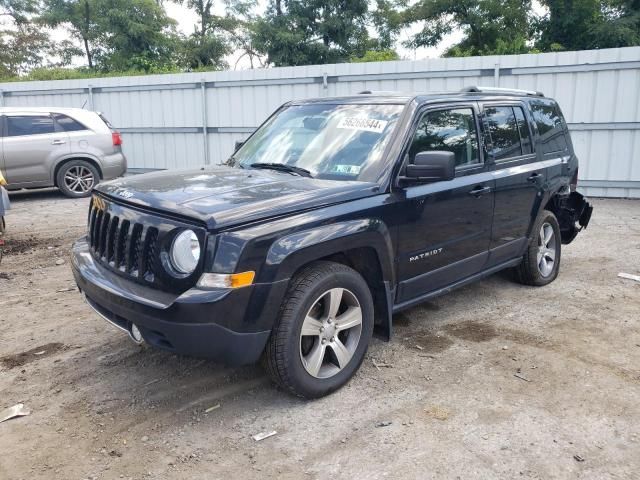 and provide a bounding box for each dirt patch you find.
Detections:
[393,313,411,328]
[1,235,63,255]
[502,327,549,348]
[418,302,440,312]
[1,195,640,479]
[424,405,450,421]
[444,321,499,342]
[404,331,454,353]
[1,342,66,369]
